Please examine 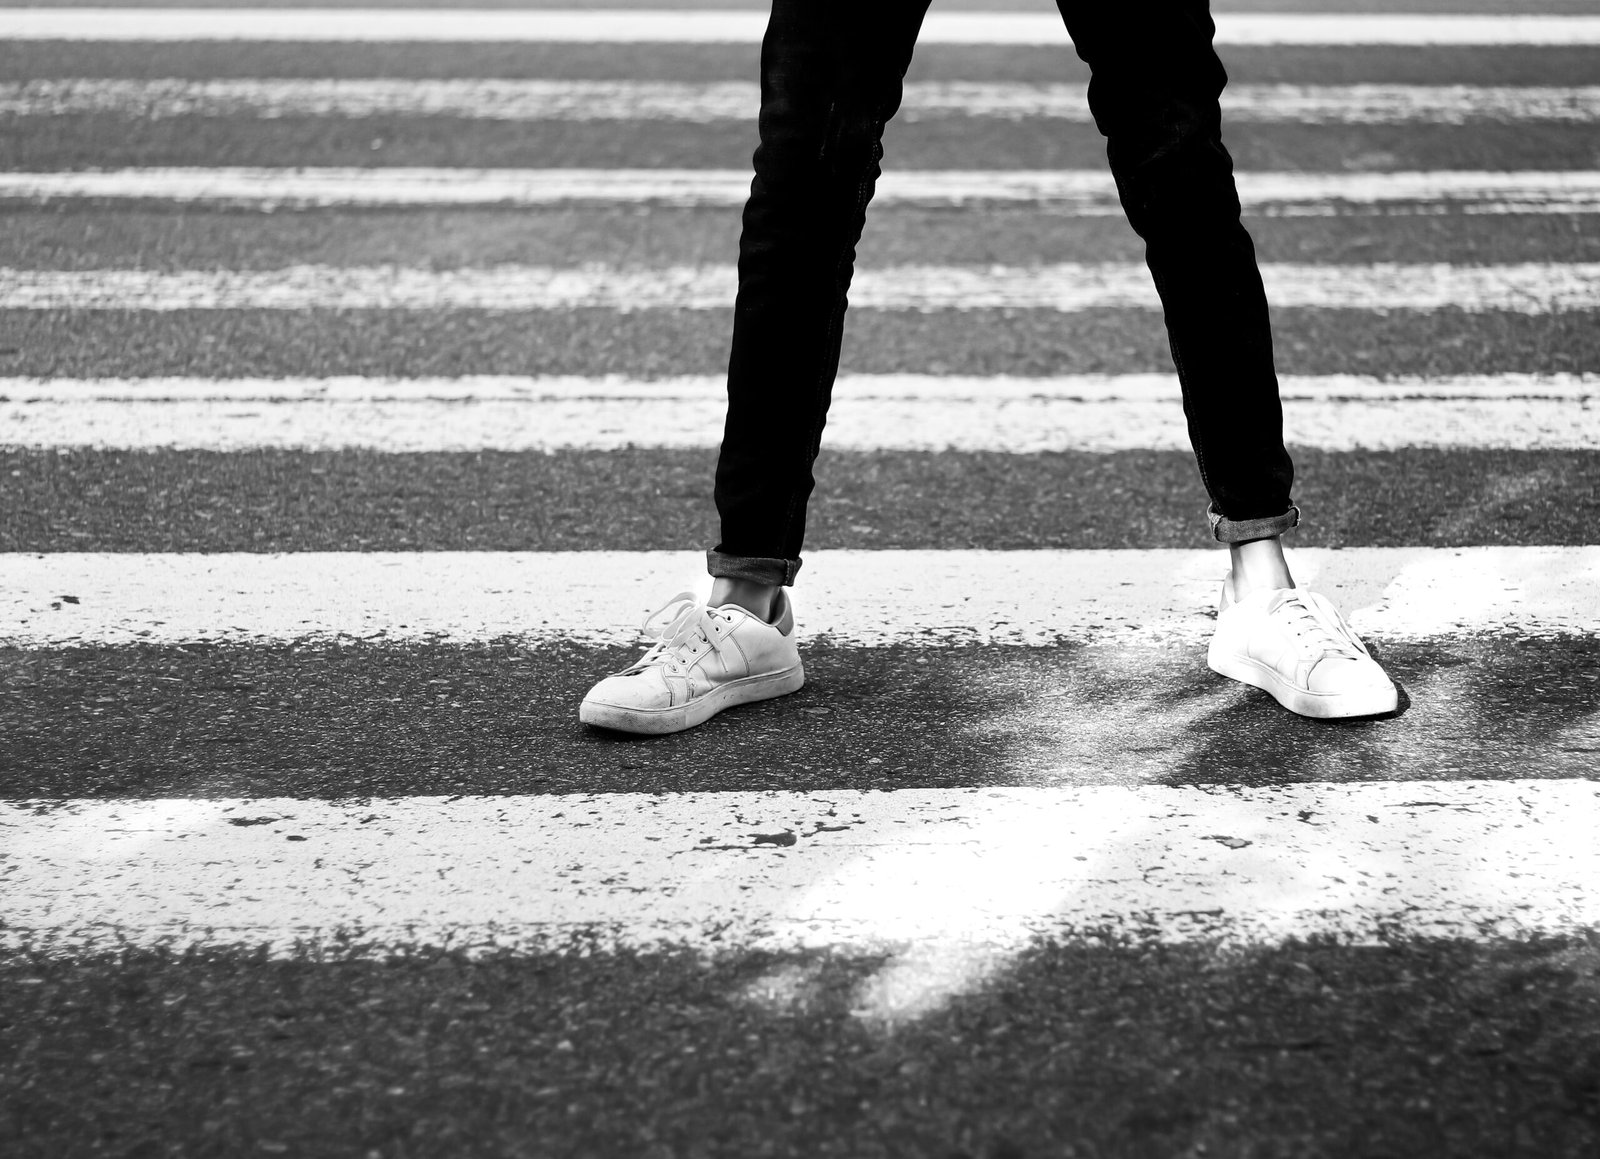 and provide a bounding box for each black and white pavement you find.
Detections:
[2,1,1598,1155]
